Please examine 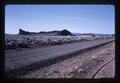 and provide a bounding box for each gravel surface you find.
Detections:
[20,42,115,78]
